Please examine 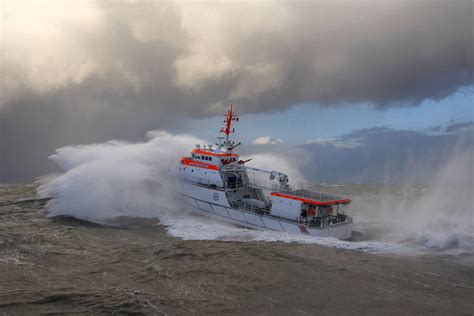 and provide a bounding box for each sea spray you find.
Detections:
[355,152,474,254]
[399,152,474,253]
[244,153,307,187]
[38,131,203,222]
